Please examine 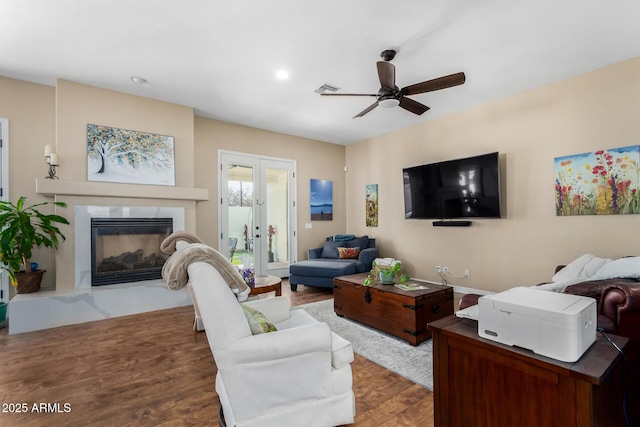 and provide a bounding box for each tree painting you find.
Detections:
[555,145,640,216]
[87,124,175,186]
